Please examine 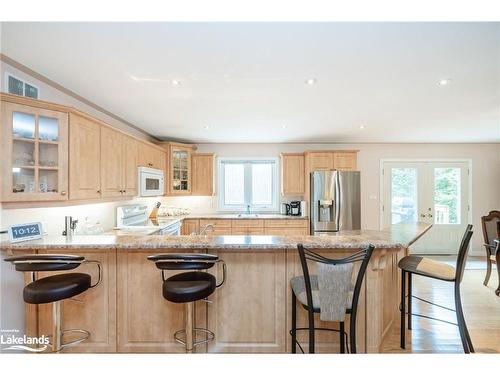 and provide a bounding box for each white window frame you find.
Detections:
[217,157,279,212]
[4,72,40,99]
